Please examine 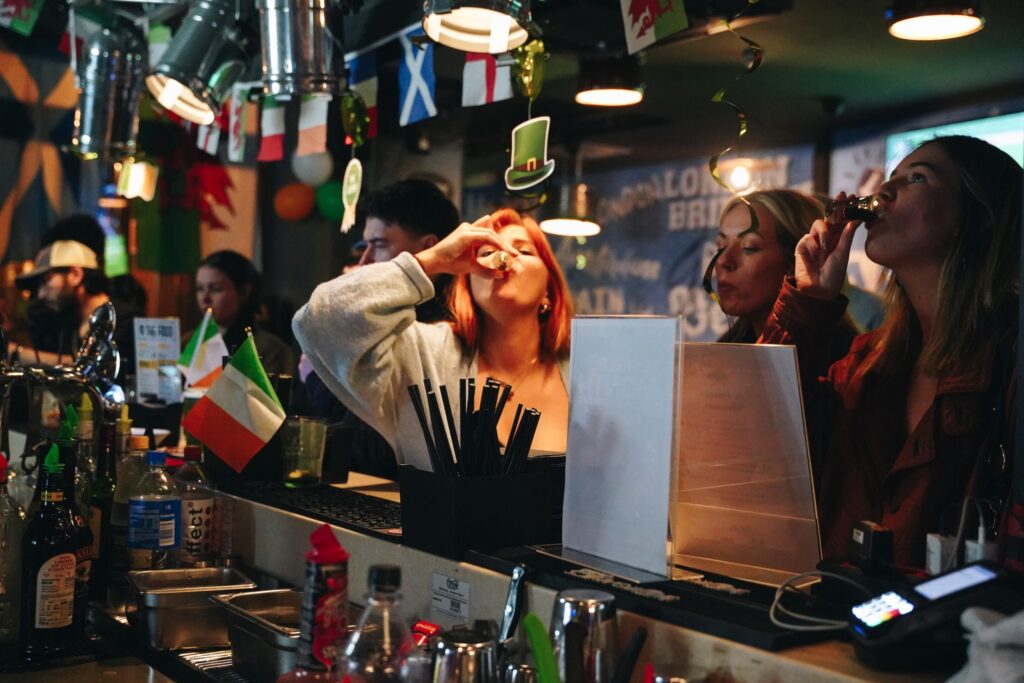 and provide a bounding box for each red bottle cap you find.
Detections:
[184,444,203,461]
[306,523,350,563]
